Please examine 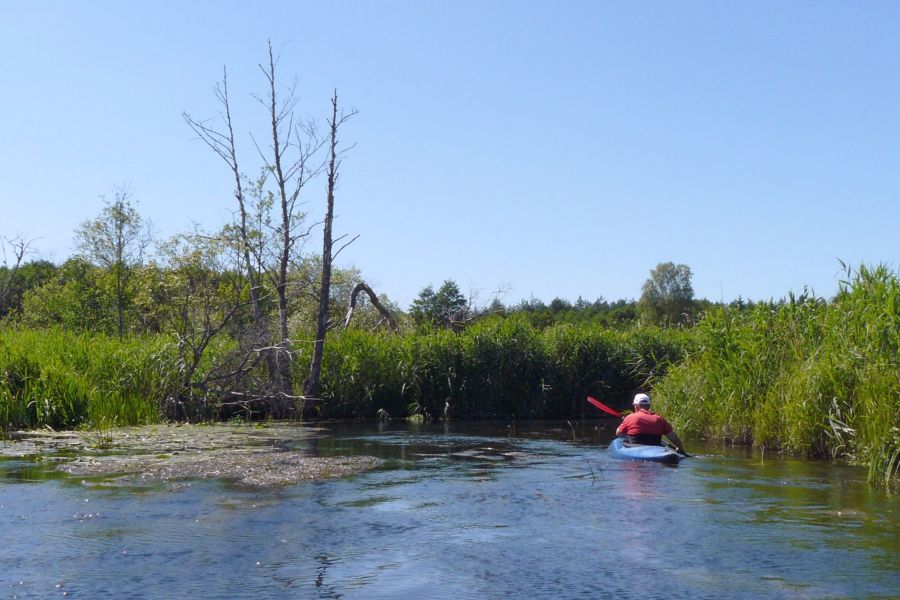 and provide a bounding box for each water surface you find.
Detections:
[2,421,898,599]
